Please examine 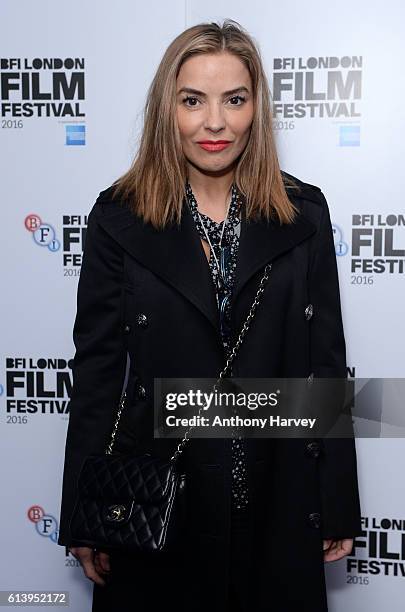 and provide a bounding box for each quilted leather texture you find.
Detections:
[69,453,186,553]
